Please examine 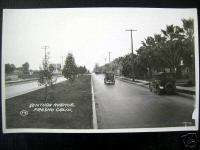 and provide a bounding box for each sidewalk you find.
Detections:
[6,77,67,99]
[116,76,149,88]
[176,86,195,95]
[116,76,195,96]
[6,78,39,86]
[176,86,195,92]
